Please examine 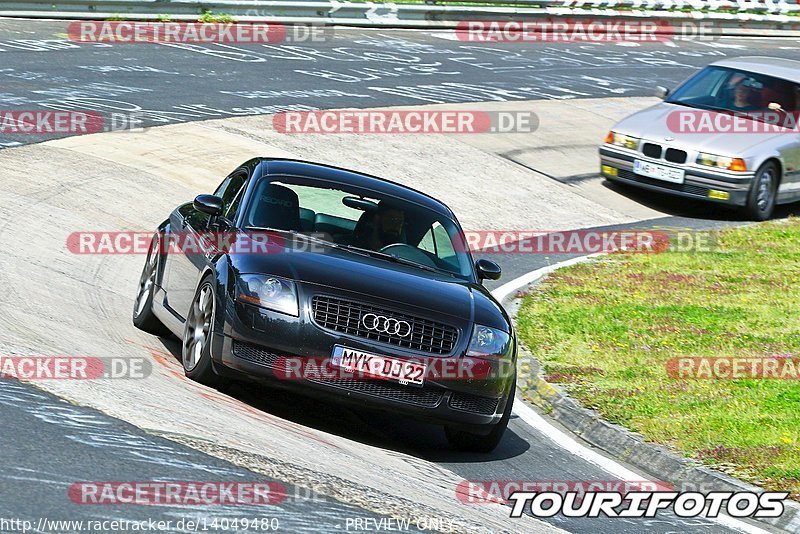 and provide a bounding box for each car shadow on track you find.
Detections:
[157,337,530,462]
[602,179,800,221]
